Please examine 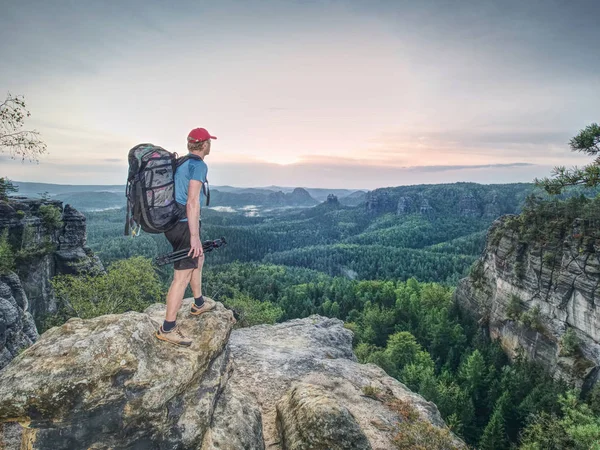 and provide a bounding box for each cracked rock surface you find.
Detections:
[455,216,600,389]
[0,301,462,449]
